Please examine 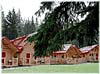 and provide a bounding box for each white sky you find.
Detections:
[1,0,42,20]
[1,0,97,22]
